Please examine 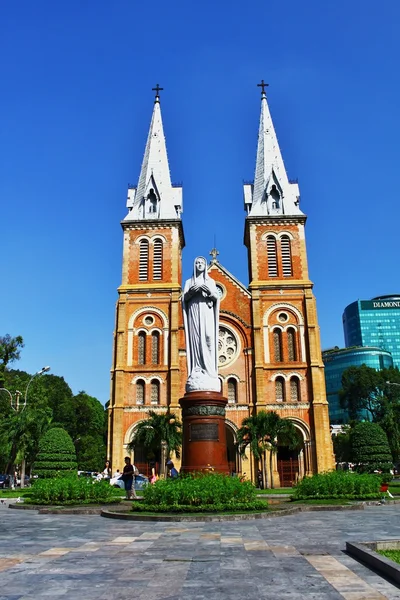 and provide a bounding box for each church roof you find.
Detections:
[208,259,251,297]
[244,85,303,218]
[124,89,182,222]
